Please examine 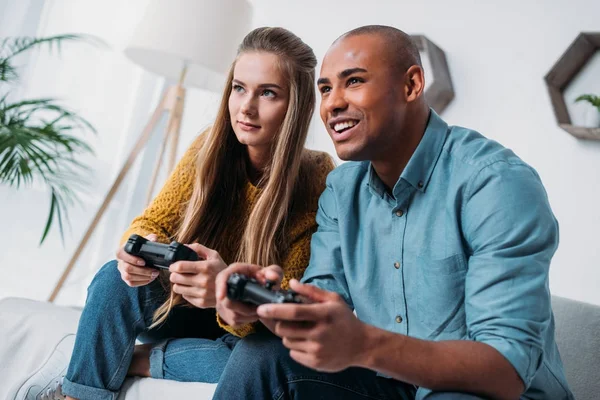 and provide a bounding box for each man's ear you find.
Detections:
[404,65,425,102]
